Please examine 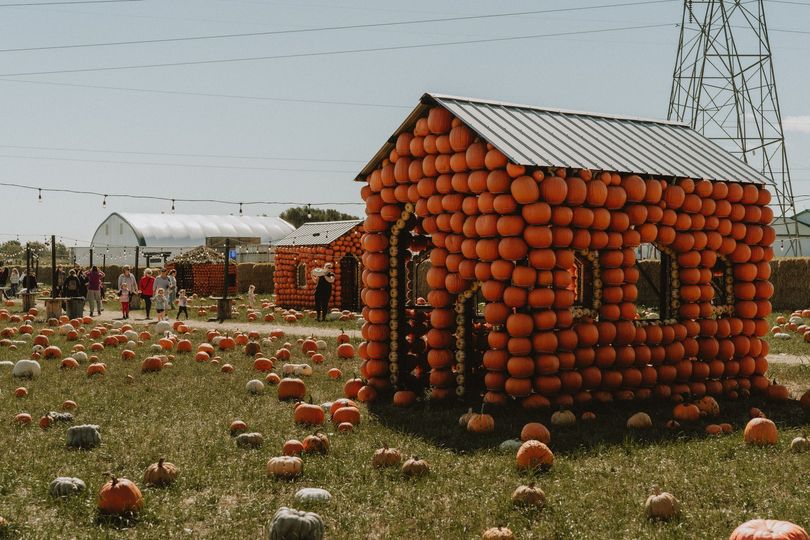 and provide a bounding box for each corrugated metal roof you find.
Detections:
[93,212,294,247]
[773,217,810,237]
[274,220,362,247]
[356,92,768,185]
